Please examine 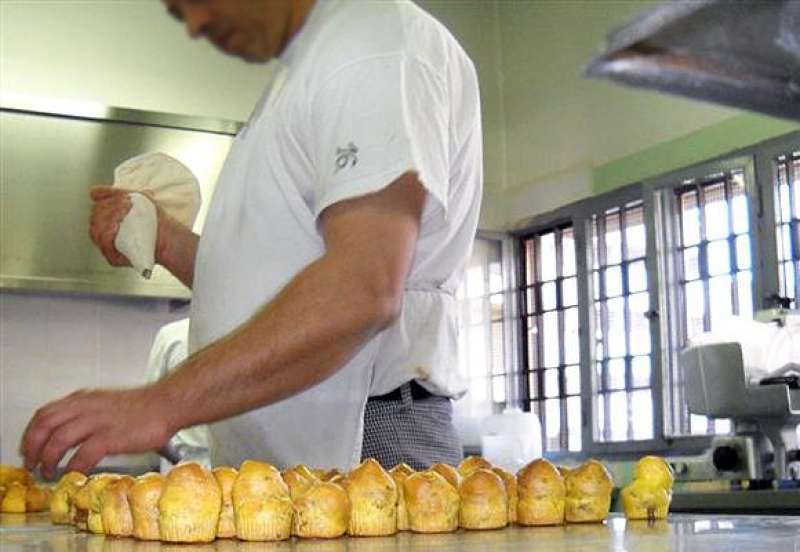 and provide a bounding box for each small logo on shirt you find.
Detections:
[335,142,359,172]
